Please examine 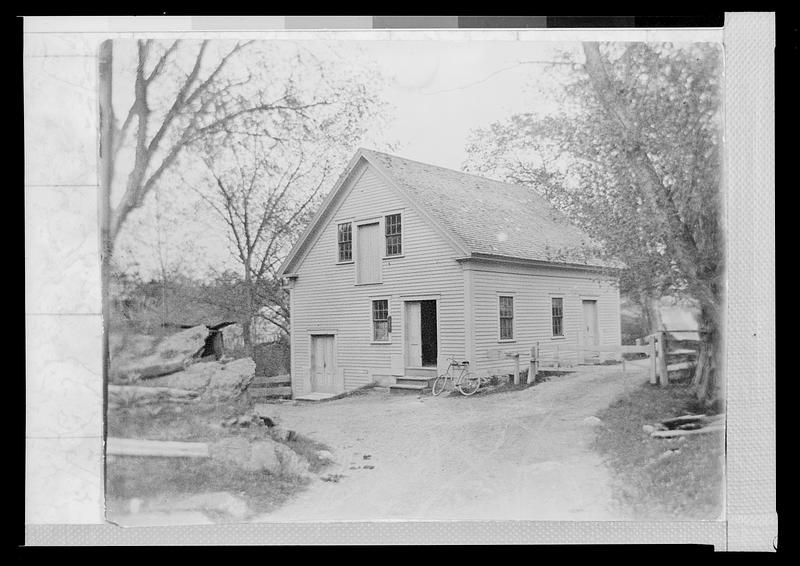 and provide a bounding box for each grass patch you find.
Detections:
[106,393,332,521]
[444,370,562,398]
[594,381,724,520]
[105,455,306,521]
